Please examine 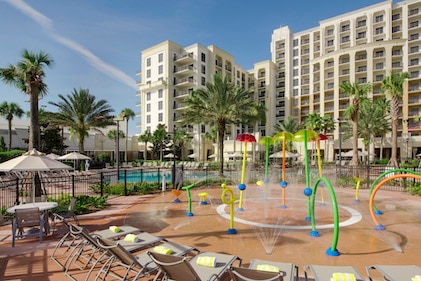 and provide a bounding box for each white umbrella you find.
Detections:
[46,153,60,160]
[341,150,366,157]
[164,153,176,158]
[57,152,91,161]
[229,152,244,158]
[269,151,299,158]
[188,153,197,158]
[0,149,73,202]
